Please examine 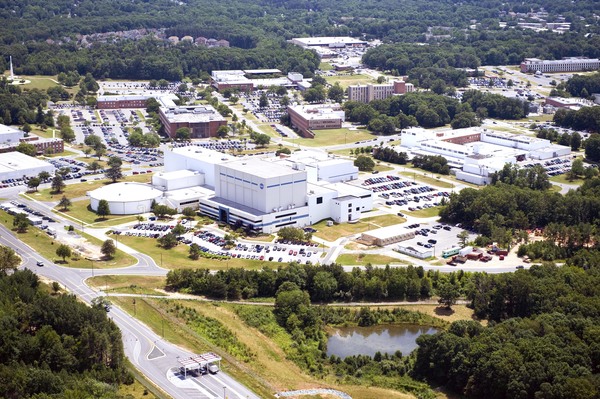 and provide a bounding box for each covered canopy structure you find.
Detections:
[177,352,222,378]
